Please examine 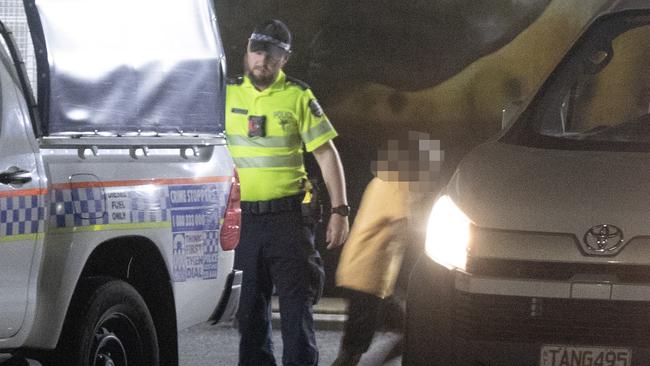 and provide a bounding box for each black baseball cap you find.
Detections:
[249,19,292,54]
